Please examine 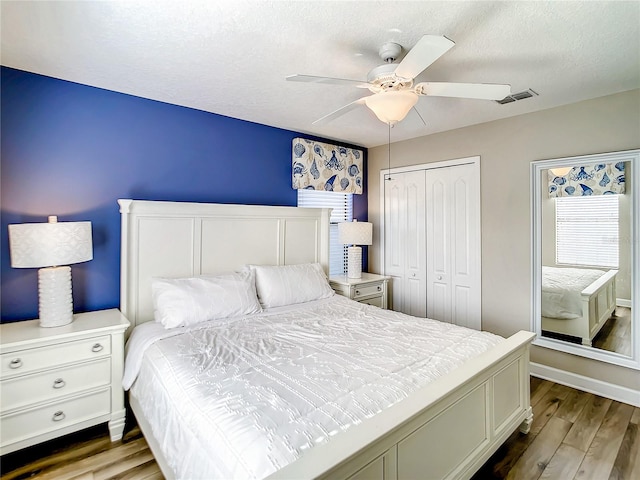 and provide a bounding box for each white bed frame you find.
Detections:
[119,199,535,480]
[542,269,617,346]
